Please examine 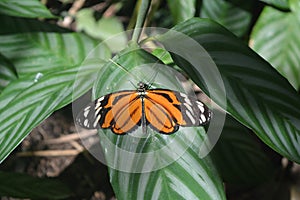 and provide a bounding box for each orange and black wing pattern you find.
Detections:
[76,90,143,135]
[76,87,211,135]
[144,89,211,134]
